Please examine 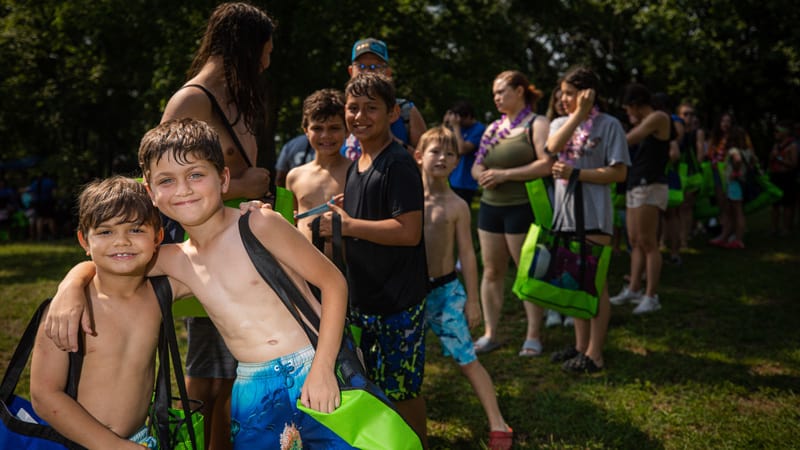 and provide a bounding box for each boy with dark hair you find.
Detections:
[31,176,191,449]
[341,37,427,159]
[318,72,429,445]
[160,5,275,446]
[415,126,513,450]
[46,119,354,449]
[286,89,350,251]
